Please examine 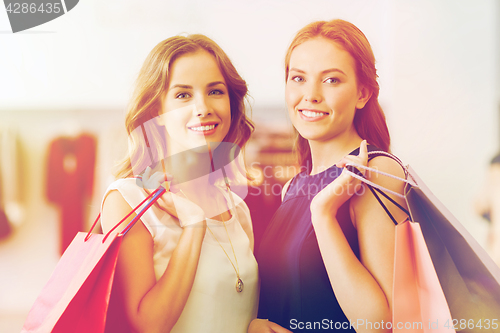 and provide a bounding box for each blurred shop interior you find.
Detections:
[1,0,500,332]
